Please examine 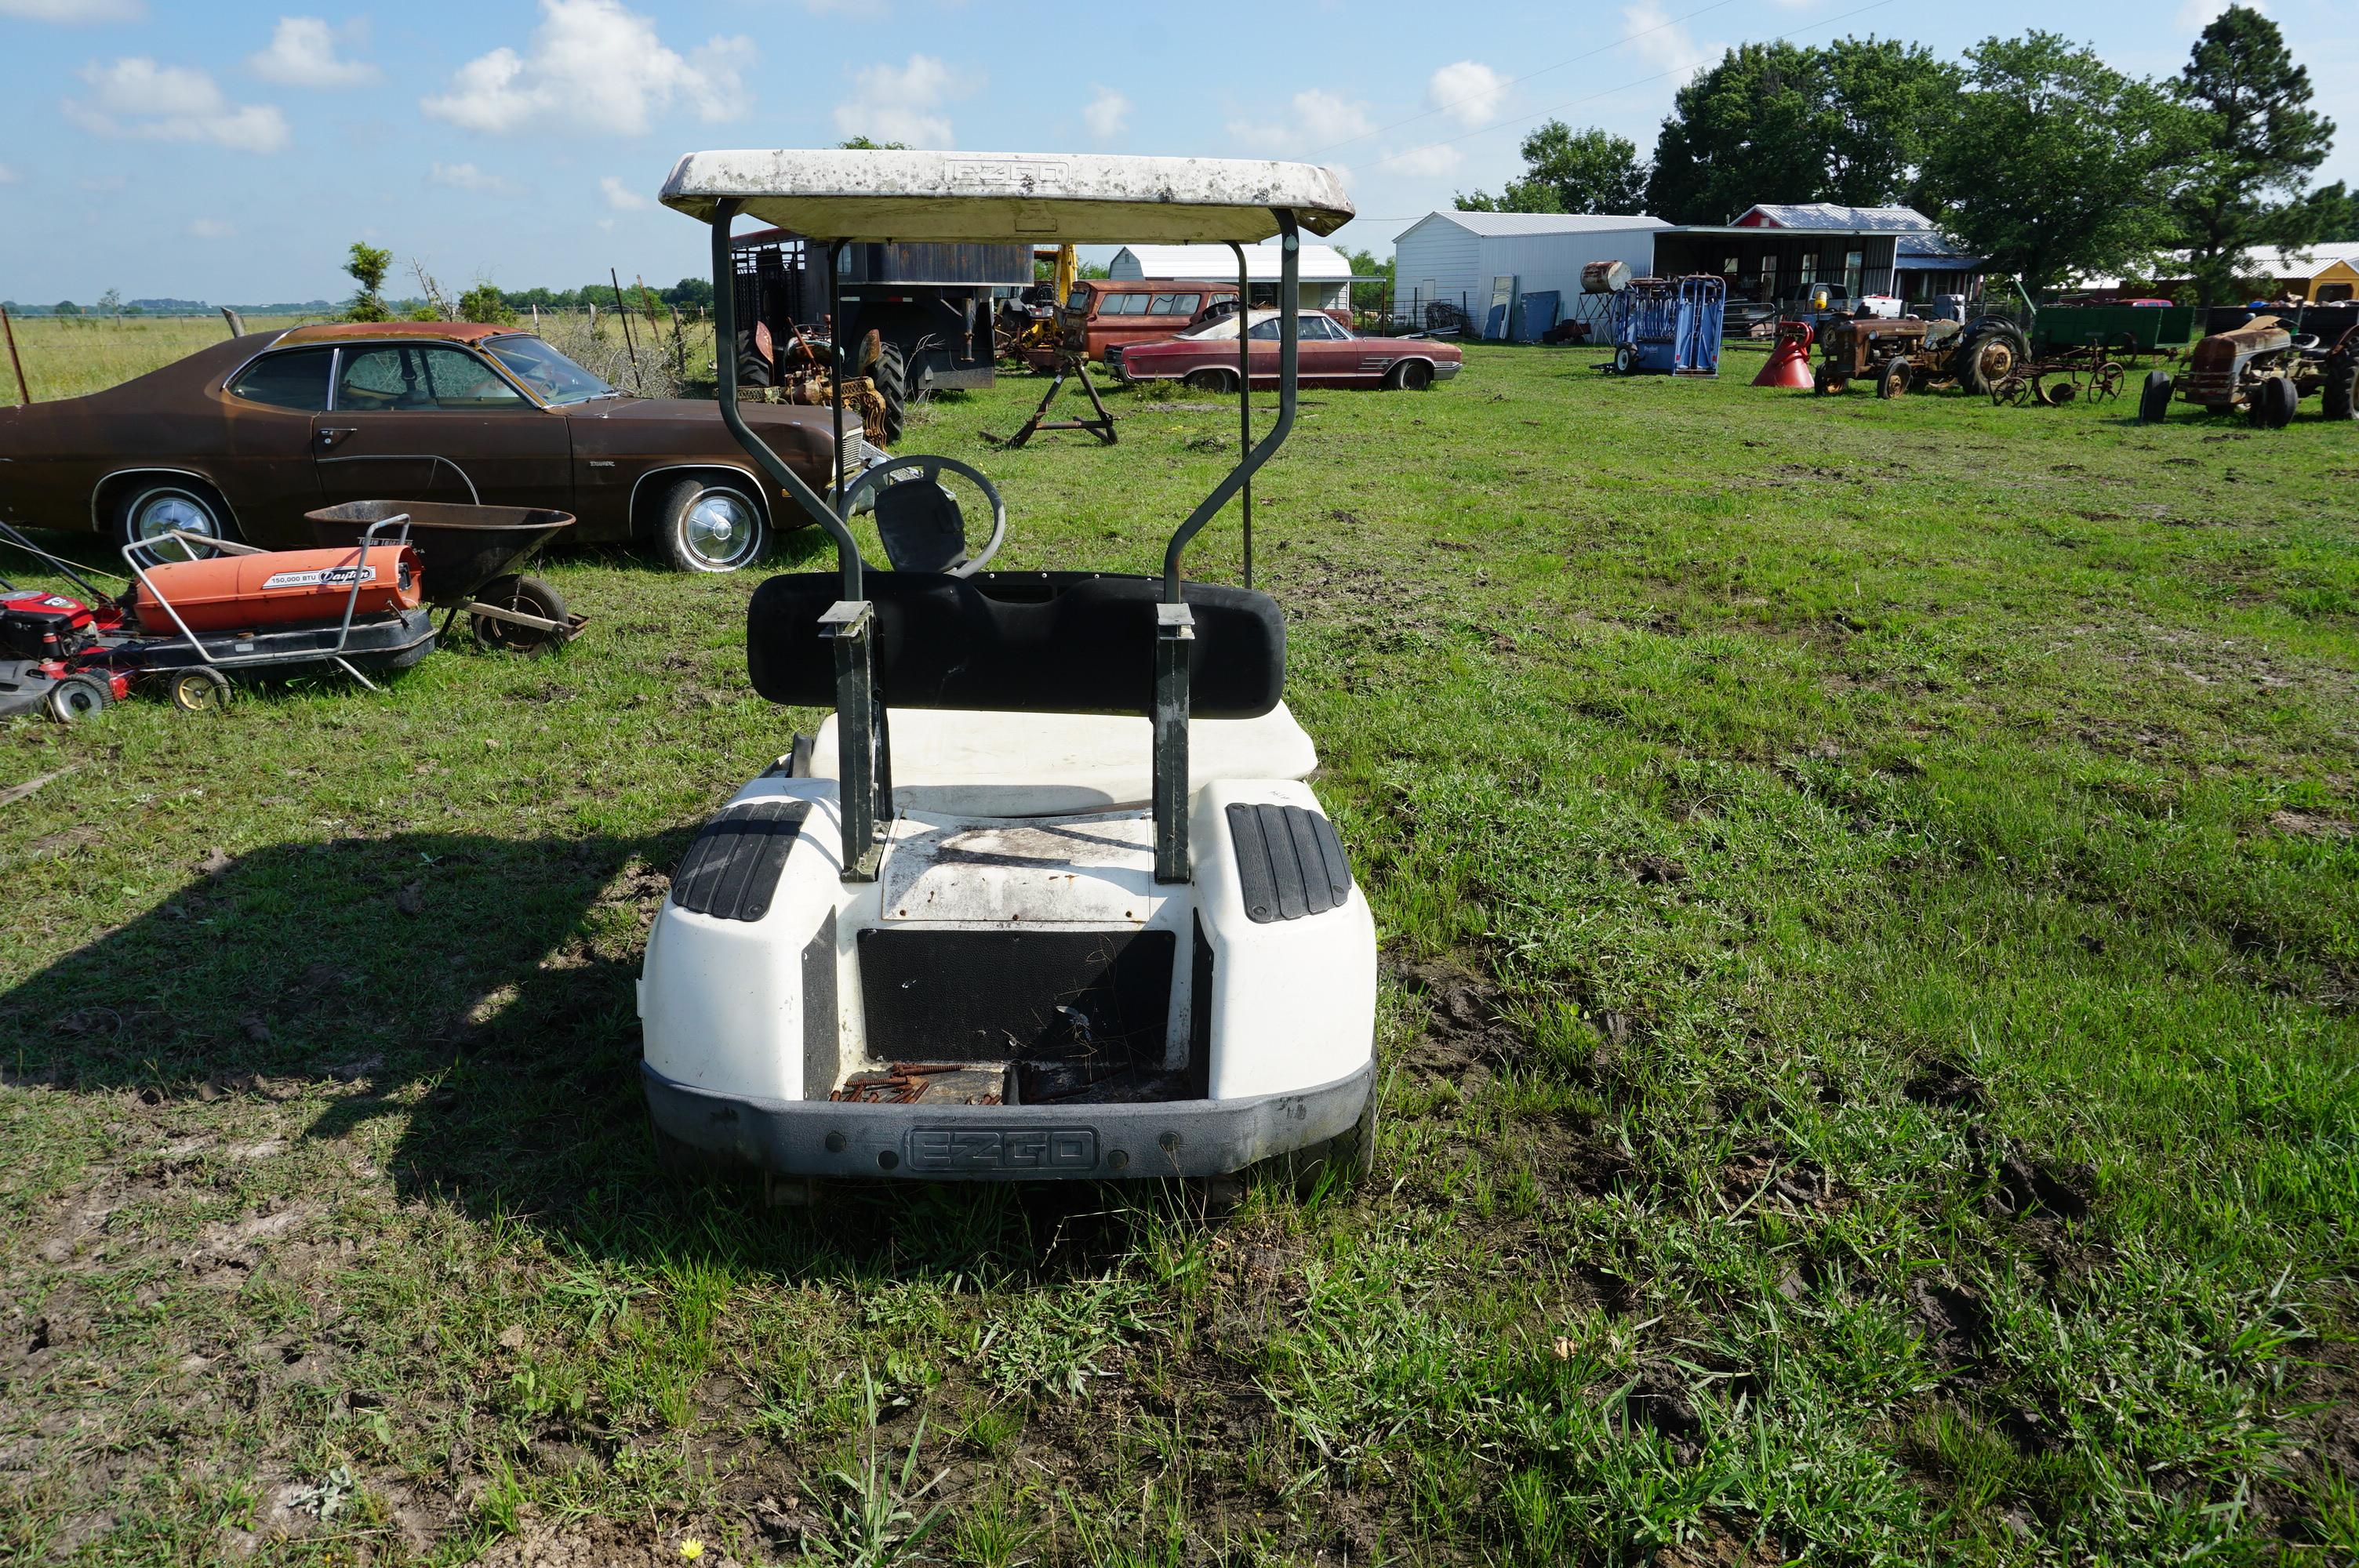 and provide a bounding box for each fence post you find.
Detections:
[1,306,28,406]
